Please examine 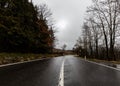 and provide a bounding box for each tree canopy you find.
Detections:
[0,0,55,53]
